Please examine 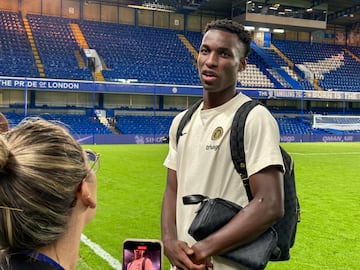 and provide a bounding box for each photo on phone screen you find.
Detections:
[122,239,163,270]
